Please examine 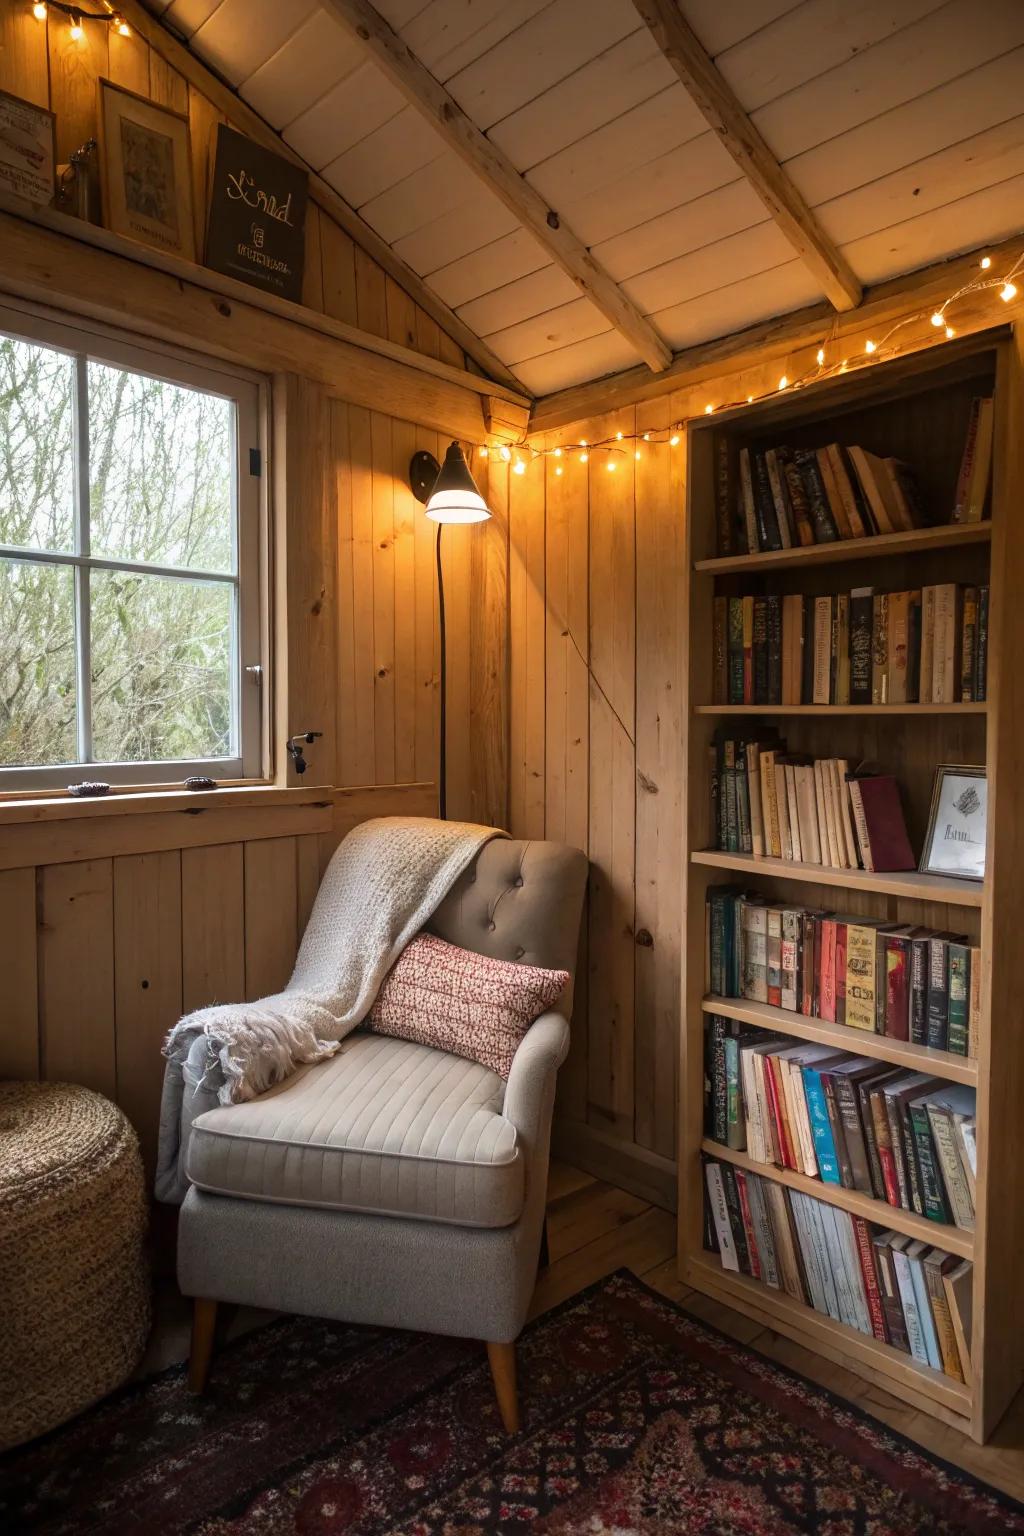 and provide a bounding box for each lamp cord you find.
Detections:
[436,522,446,820]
